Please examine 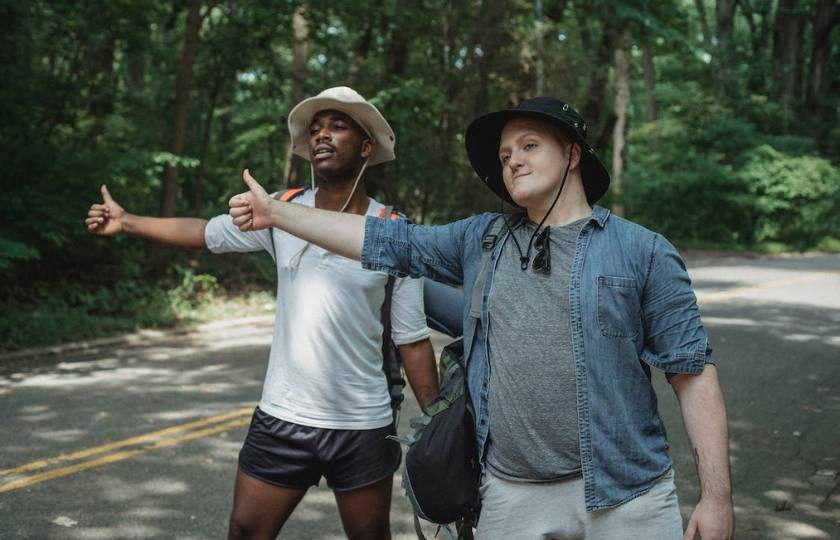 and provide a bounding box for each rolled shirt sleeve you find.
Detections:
[640,233,713,375]
[362,214,469,285]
